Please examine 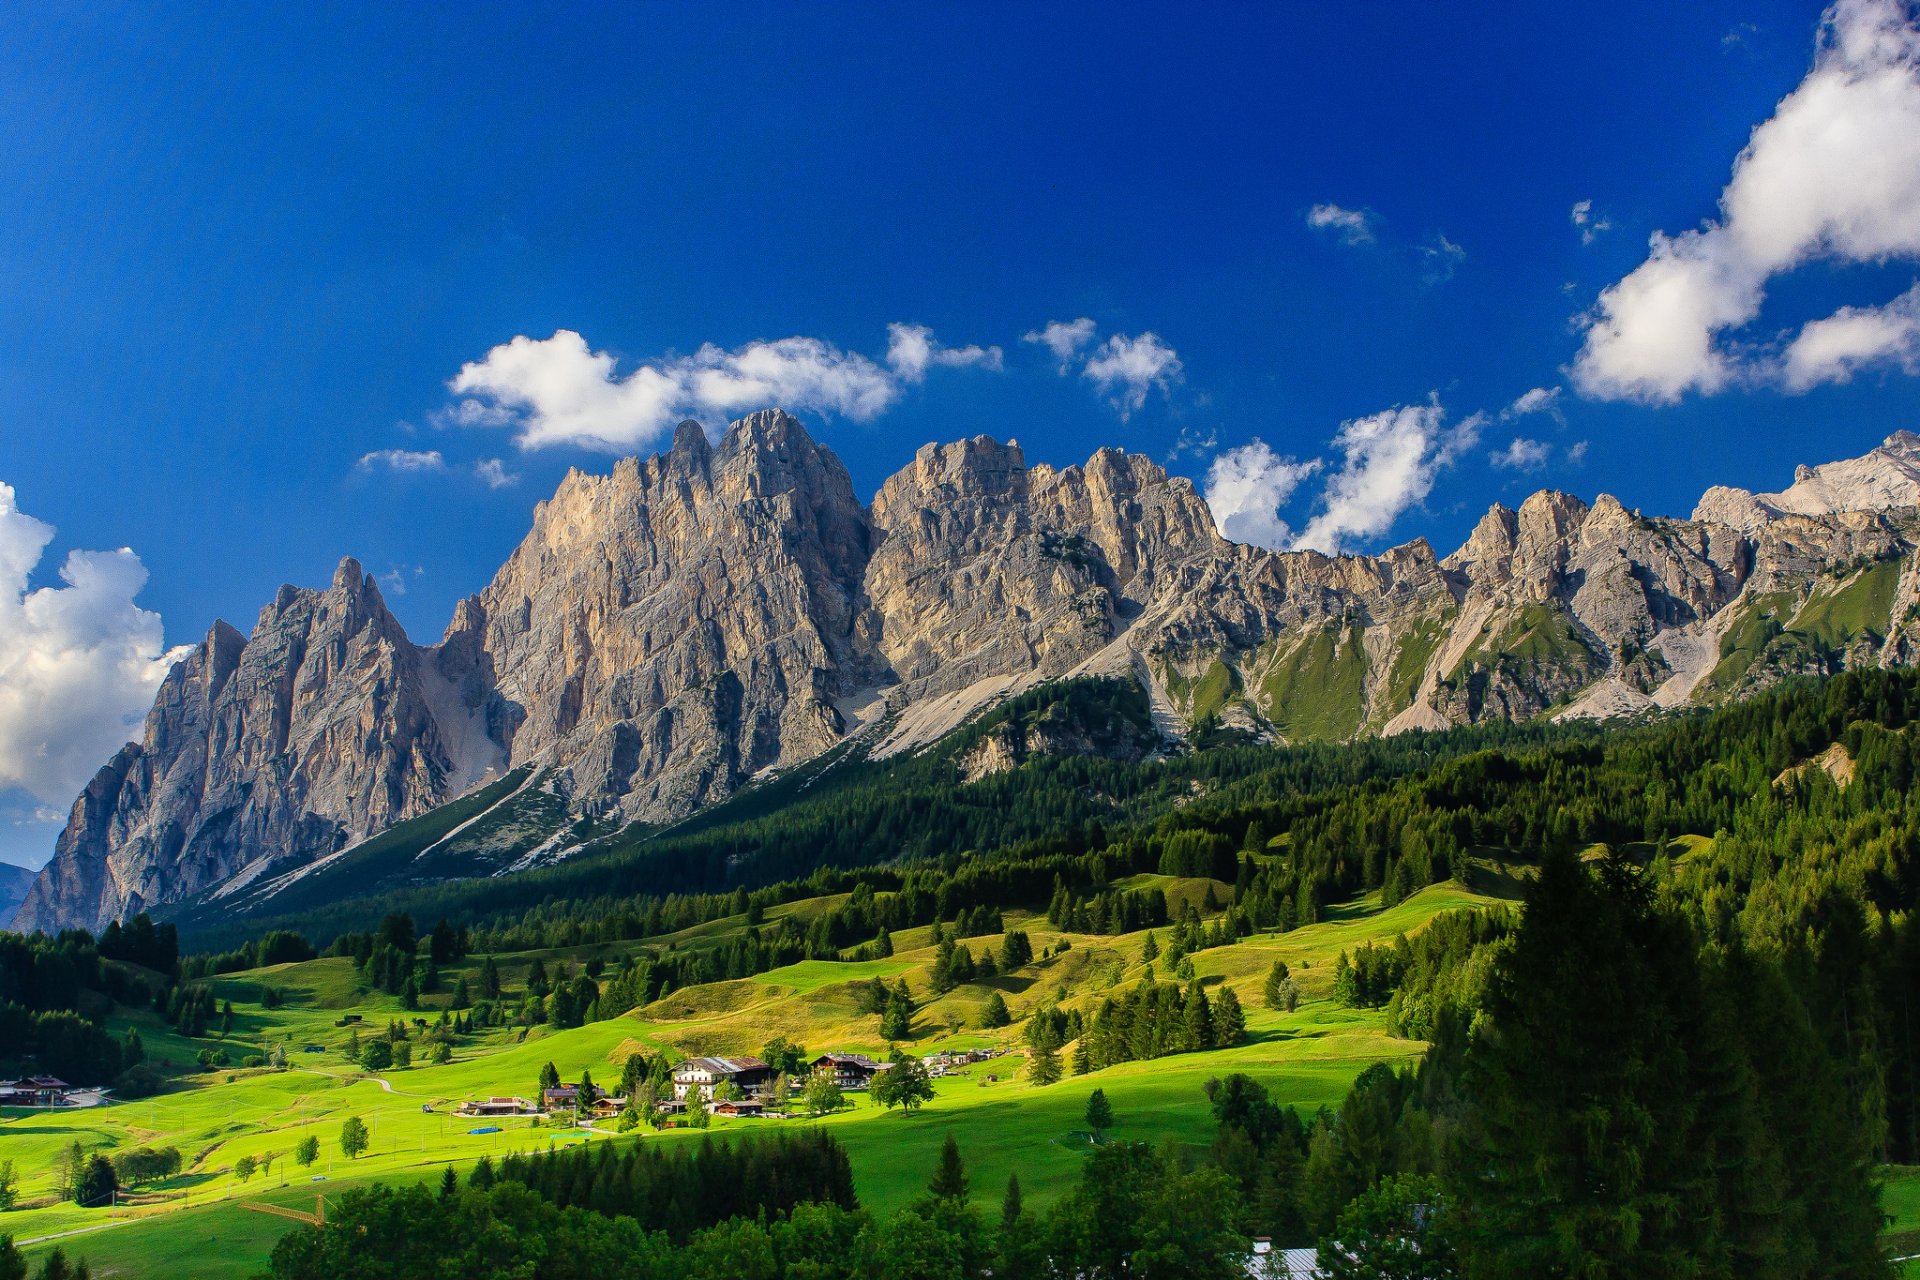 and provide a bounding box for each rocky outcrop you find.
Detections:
[17,416,1920,932]
[13,560,501,933]
[468,412,874,821]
